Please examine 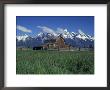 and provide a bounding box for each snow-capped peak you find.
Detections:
[71,32,77,38]
[71,32,76,35]
[87,35,94,41]
[64,28,68,32]
[76,29,89,40]
[78,29,85,36]
[37,32,44,37]
[16,34,29,41]
[61,28,73,39]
